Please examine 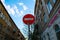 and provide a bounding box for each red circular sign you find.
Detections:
[23,14,35,25]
